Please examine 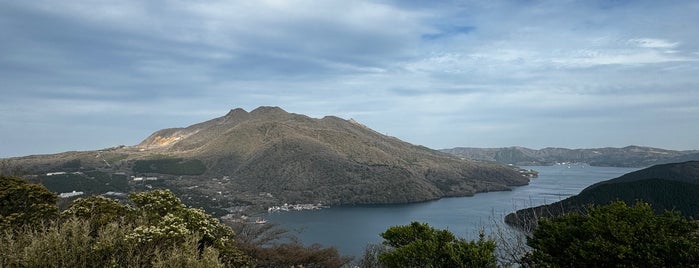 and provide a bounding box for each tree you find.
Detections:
[0,160,24,176]
[61,195,134,234]
[524,201,699,267]
[357,243,388,268]
[60,189,251,267]
[0,175,58,229]
[227,221,351,267]
[378,222,497,268]
[127,190,251,266]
